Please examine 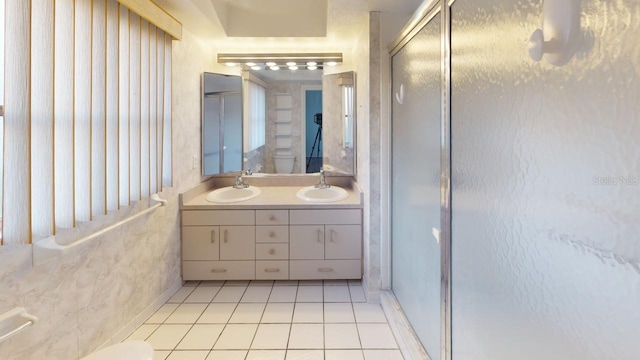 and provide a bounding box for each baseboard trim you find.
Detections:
[380,290,431,360]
